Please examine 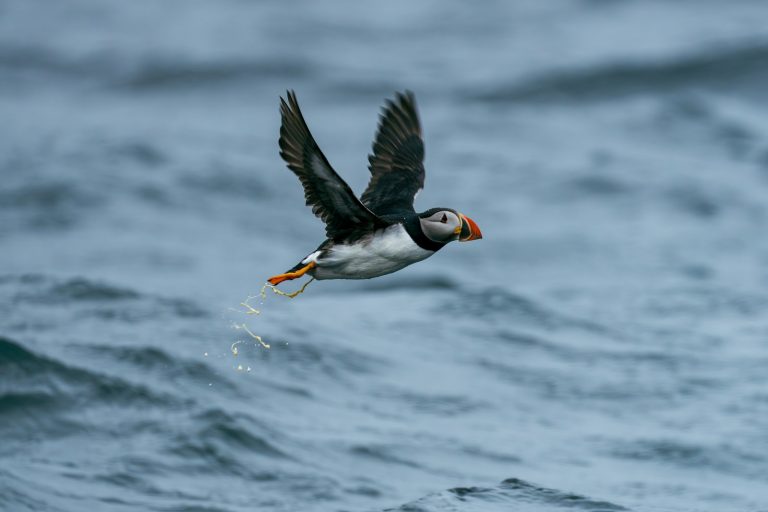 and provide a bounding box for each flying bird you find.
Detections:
[267,90,482,286]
